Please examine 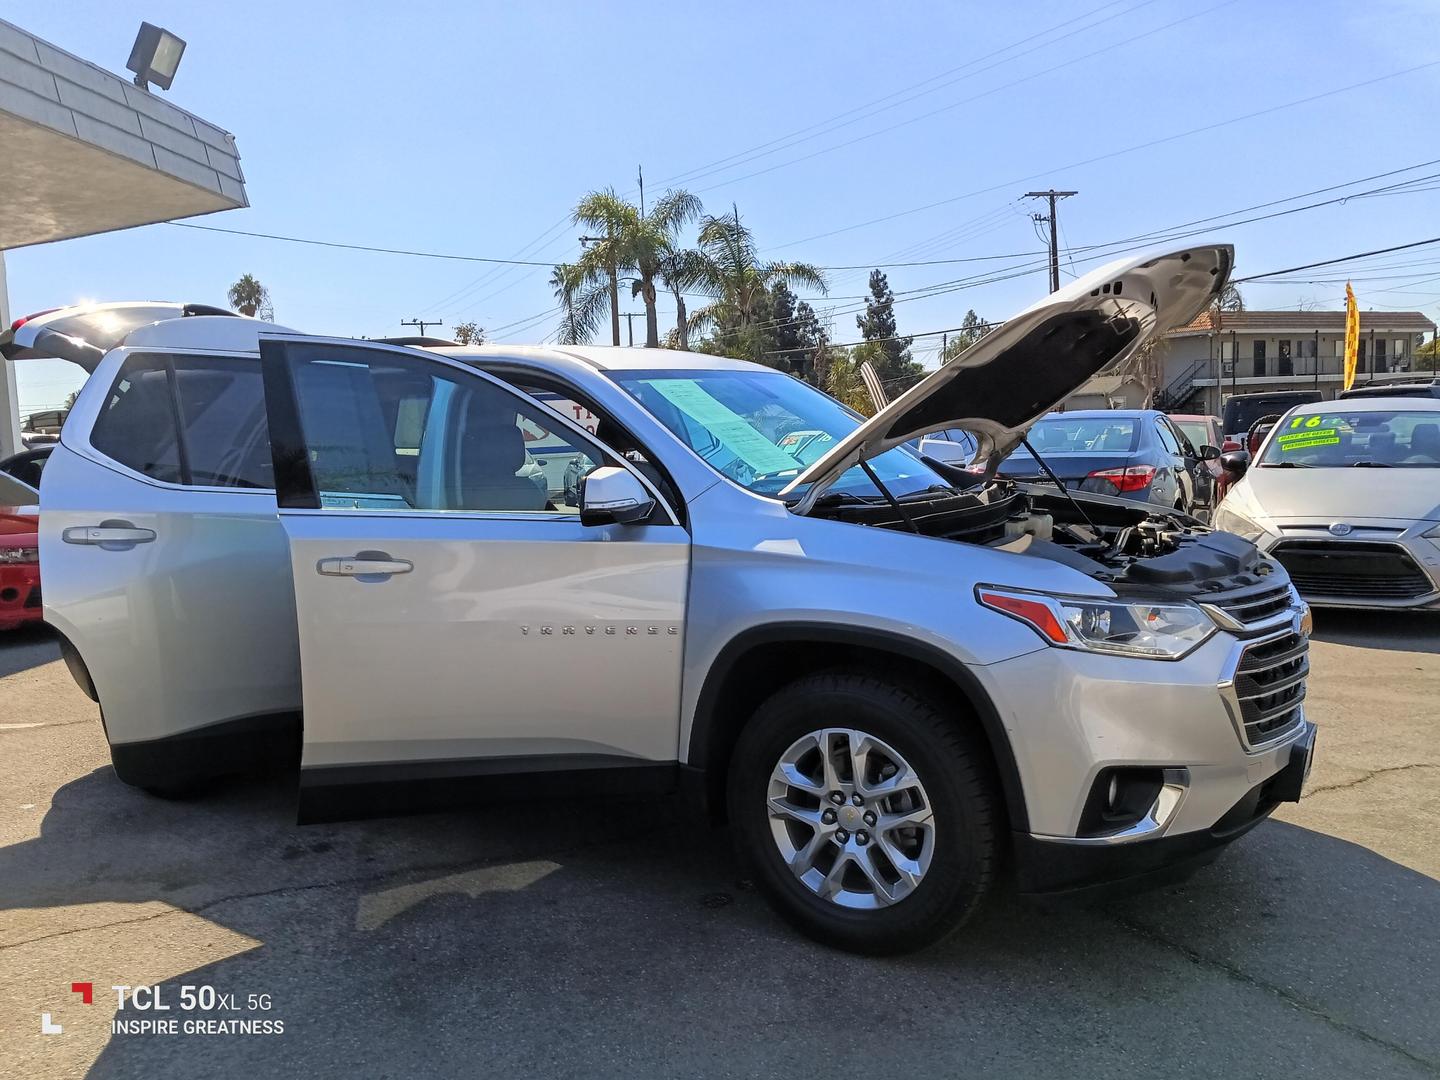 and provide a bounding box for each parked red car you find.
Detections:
[0,504,41,631]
